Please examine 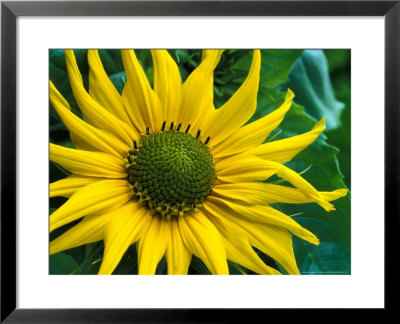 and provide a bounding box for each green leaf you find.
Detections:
[286,50,345,130]
[293,240,351,275]
[324,54,351,187]
[260,49,304,88]
[188,255,211,274]
[228,261,247,275]
[324,49,351,73]
[268,106,351,273]
[98,50,124,74]
[228,49,304,87]
[97,50,126,93]
[273,101,351,248]
[294,217,343,243]
[155,257,167,275]
[213,49,303,110]
[111,244,138,275]
[78,242,105,274]
[50,253,79,274]
[254,82,350,273]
